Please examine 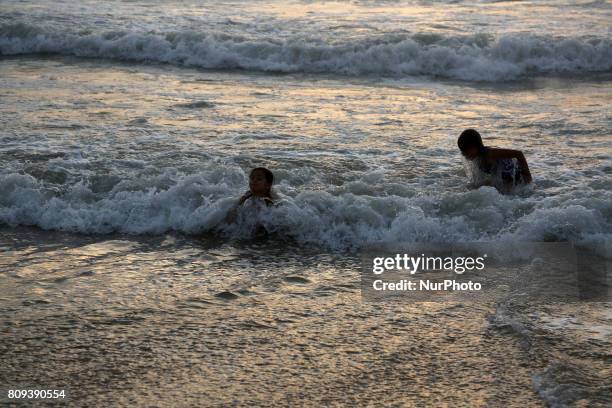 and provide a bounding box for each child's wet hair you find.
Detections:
[251,167,274,184]
[457,129,485,153]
